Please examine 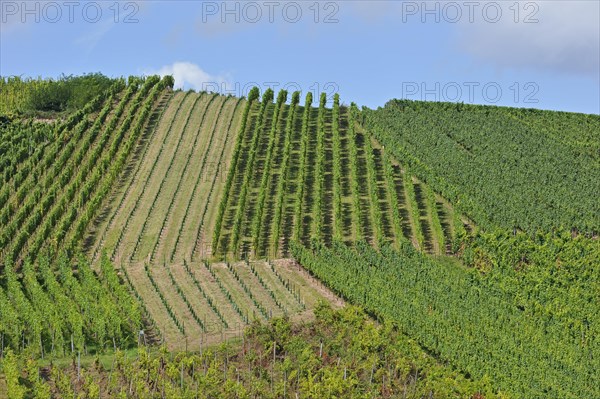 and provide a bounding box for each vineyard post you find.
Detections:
[271,340,276,392]
[319,341,323,357]
[223,347,227,381]
[108,357,116,395]
[180,361,184,390]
